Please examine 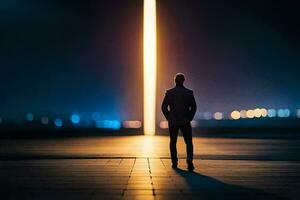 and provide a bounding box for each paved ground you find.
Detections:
[0,136,300,199]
